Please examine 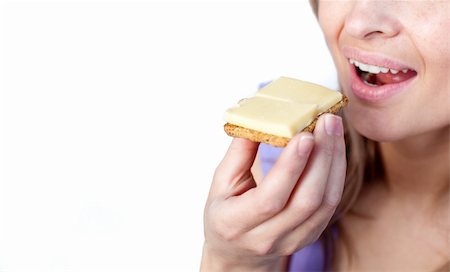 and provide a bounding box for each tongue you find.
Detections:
[376,70,417,85]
